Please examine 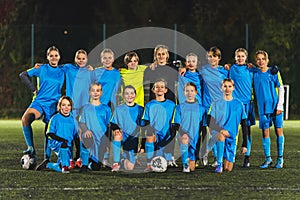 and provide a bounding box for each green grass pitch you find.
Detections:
[0,120,299,199]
